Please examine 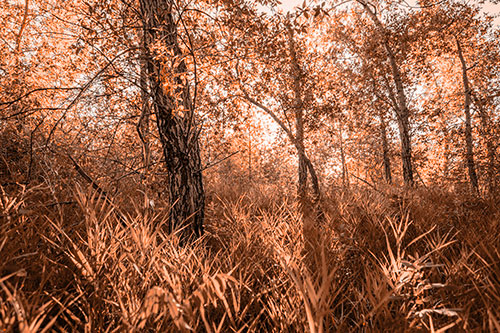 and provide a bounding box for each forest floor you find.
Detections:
[1,180,499,332]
